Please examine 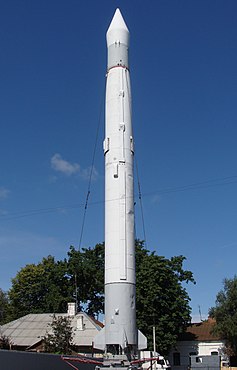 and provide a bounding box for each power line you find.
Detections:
[145,175,237,196]
[0,174,236,222]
